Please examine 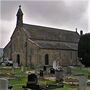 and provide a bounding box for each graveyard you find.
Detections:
[0,65,90,90]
